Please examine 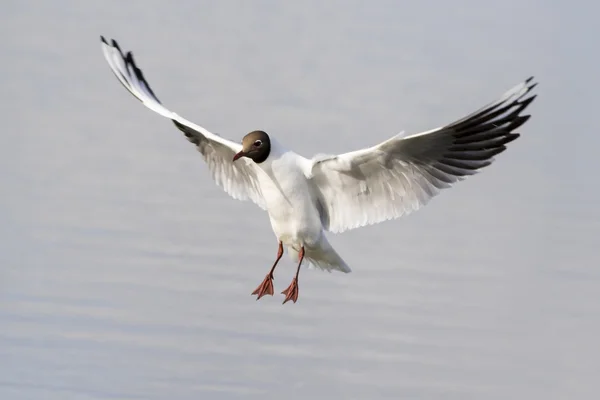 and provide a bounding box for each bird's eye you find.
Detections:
[253,140,262,147]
